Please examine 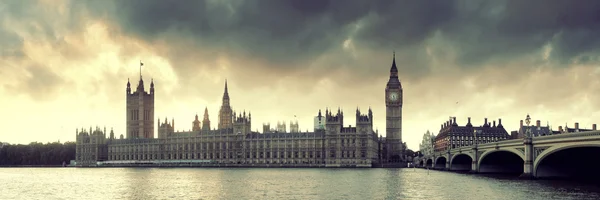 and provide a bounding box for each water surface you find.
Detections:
[1,168,599,200]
